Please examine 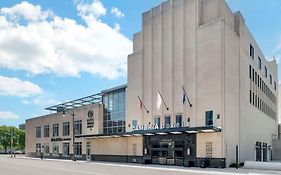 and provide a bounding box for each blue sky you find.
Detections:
[0,0,280,127]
